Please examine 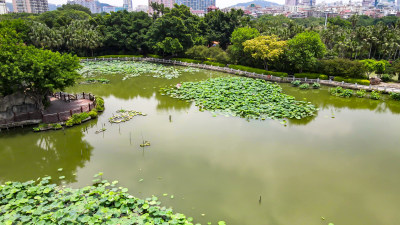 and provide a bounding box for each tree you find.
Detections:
[287,31,326,73]
[229,27,260,64]
[203,9,245,49]
[0,32,81,108]
[36,10,91,28]
[360,59,377,78]
[147,5,200,53]
[98,11,152,54]
[64,20,103,56]
[57,4,92,16]
[243,35,287,71]
[156,37,183,56]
